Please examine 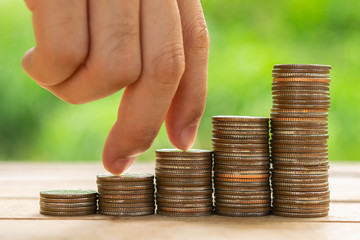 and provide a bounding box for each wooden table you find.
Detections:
[0,162,359,240]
